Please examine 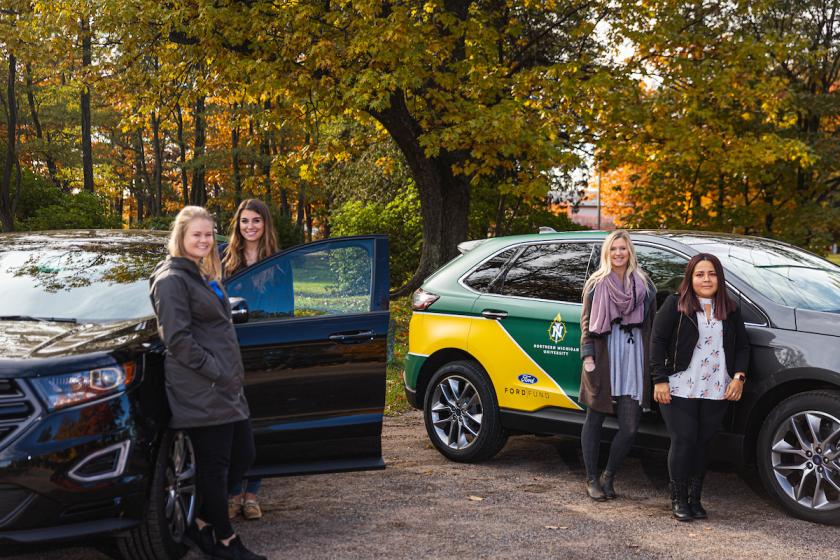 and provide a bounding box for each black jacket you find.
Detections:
[650,293,750,385]
[149,257,250,429]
